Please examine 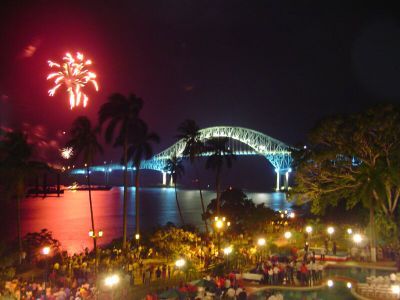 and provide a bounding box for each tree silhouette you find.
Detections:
[164,155,185,225]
